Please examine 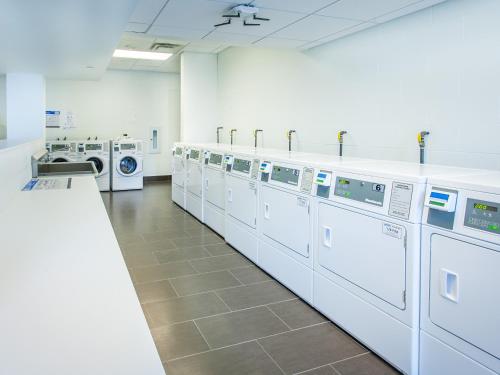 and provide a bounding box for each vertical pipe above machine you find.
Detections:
[254,129,263,148]
[216,126,223,144]
[287,130,296,152]
[418,131,430,164]
[338,130,347,157]
[230,129,237,145]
